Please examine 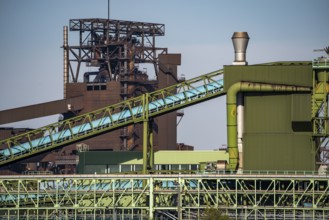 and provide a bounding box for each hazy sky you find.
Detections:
[0,0,328,149]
